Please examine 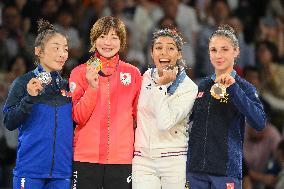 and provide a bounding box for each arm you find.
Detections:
[227,83,266,131]
[153,80,198,130]
[3,78,37,131]
[249,170,277,187]
[69,67,98,126]
[132,71,142,122]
